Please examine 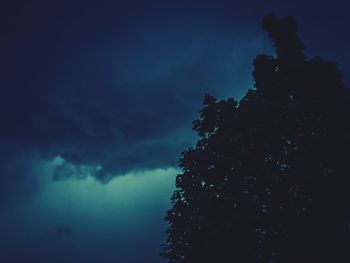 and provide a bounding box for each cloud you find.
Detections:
[51,155,102,181]
[0,14,265,189]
